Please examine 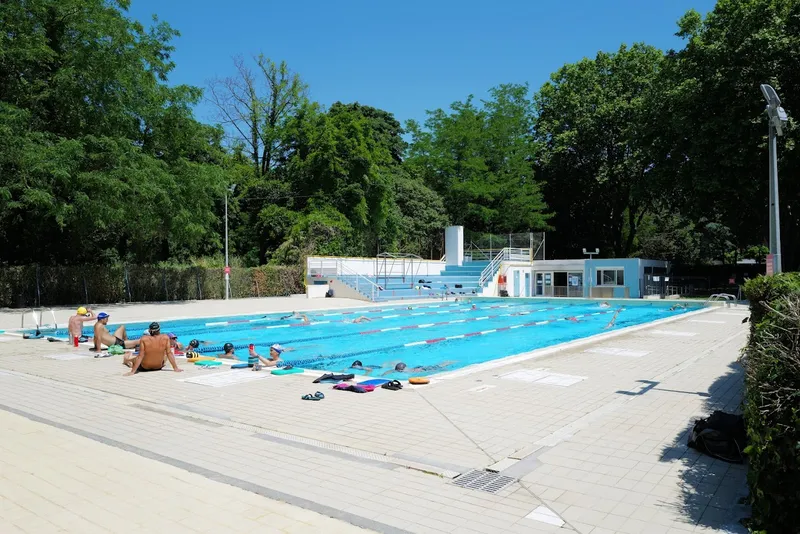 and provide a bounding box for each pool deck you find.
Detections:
[0,298,751,533]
